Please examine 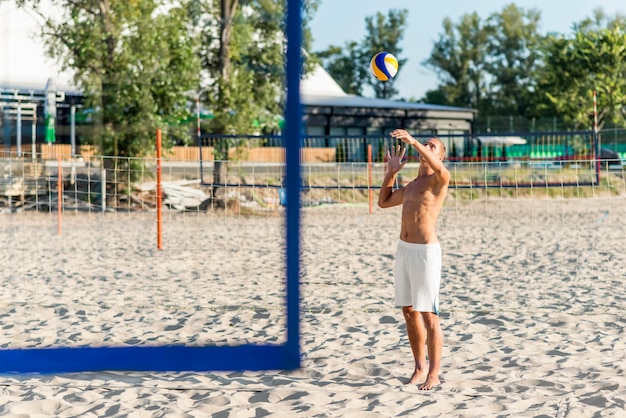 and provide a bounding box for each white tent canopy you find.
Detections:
[477,136,527,146]
[300,63,347,98]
